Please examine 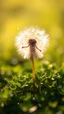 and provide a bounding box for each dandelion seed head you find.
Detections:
[15,27,49,59]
